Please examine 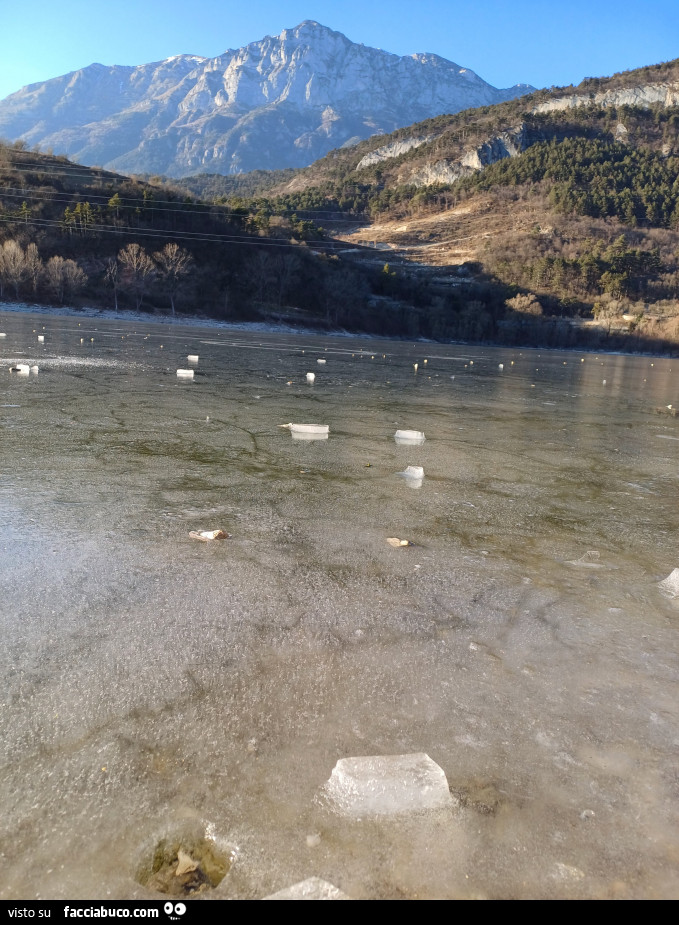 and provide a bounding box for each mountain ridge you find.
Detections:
[0,21,532,177]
